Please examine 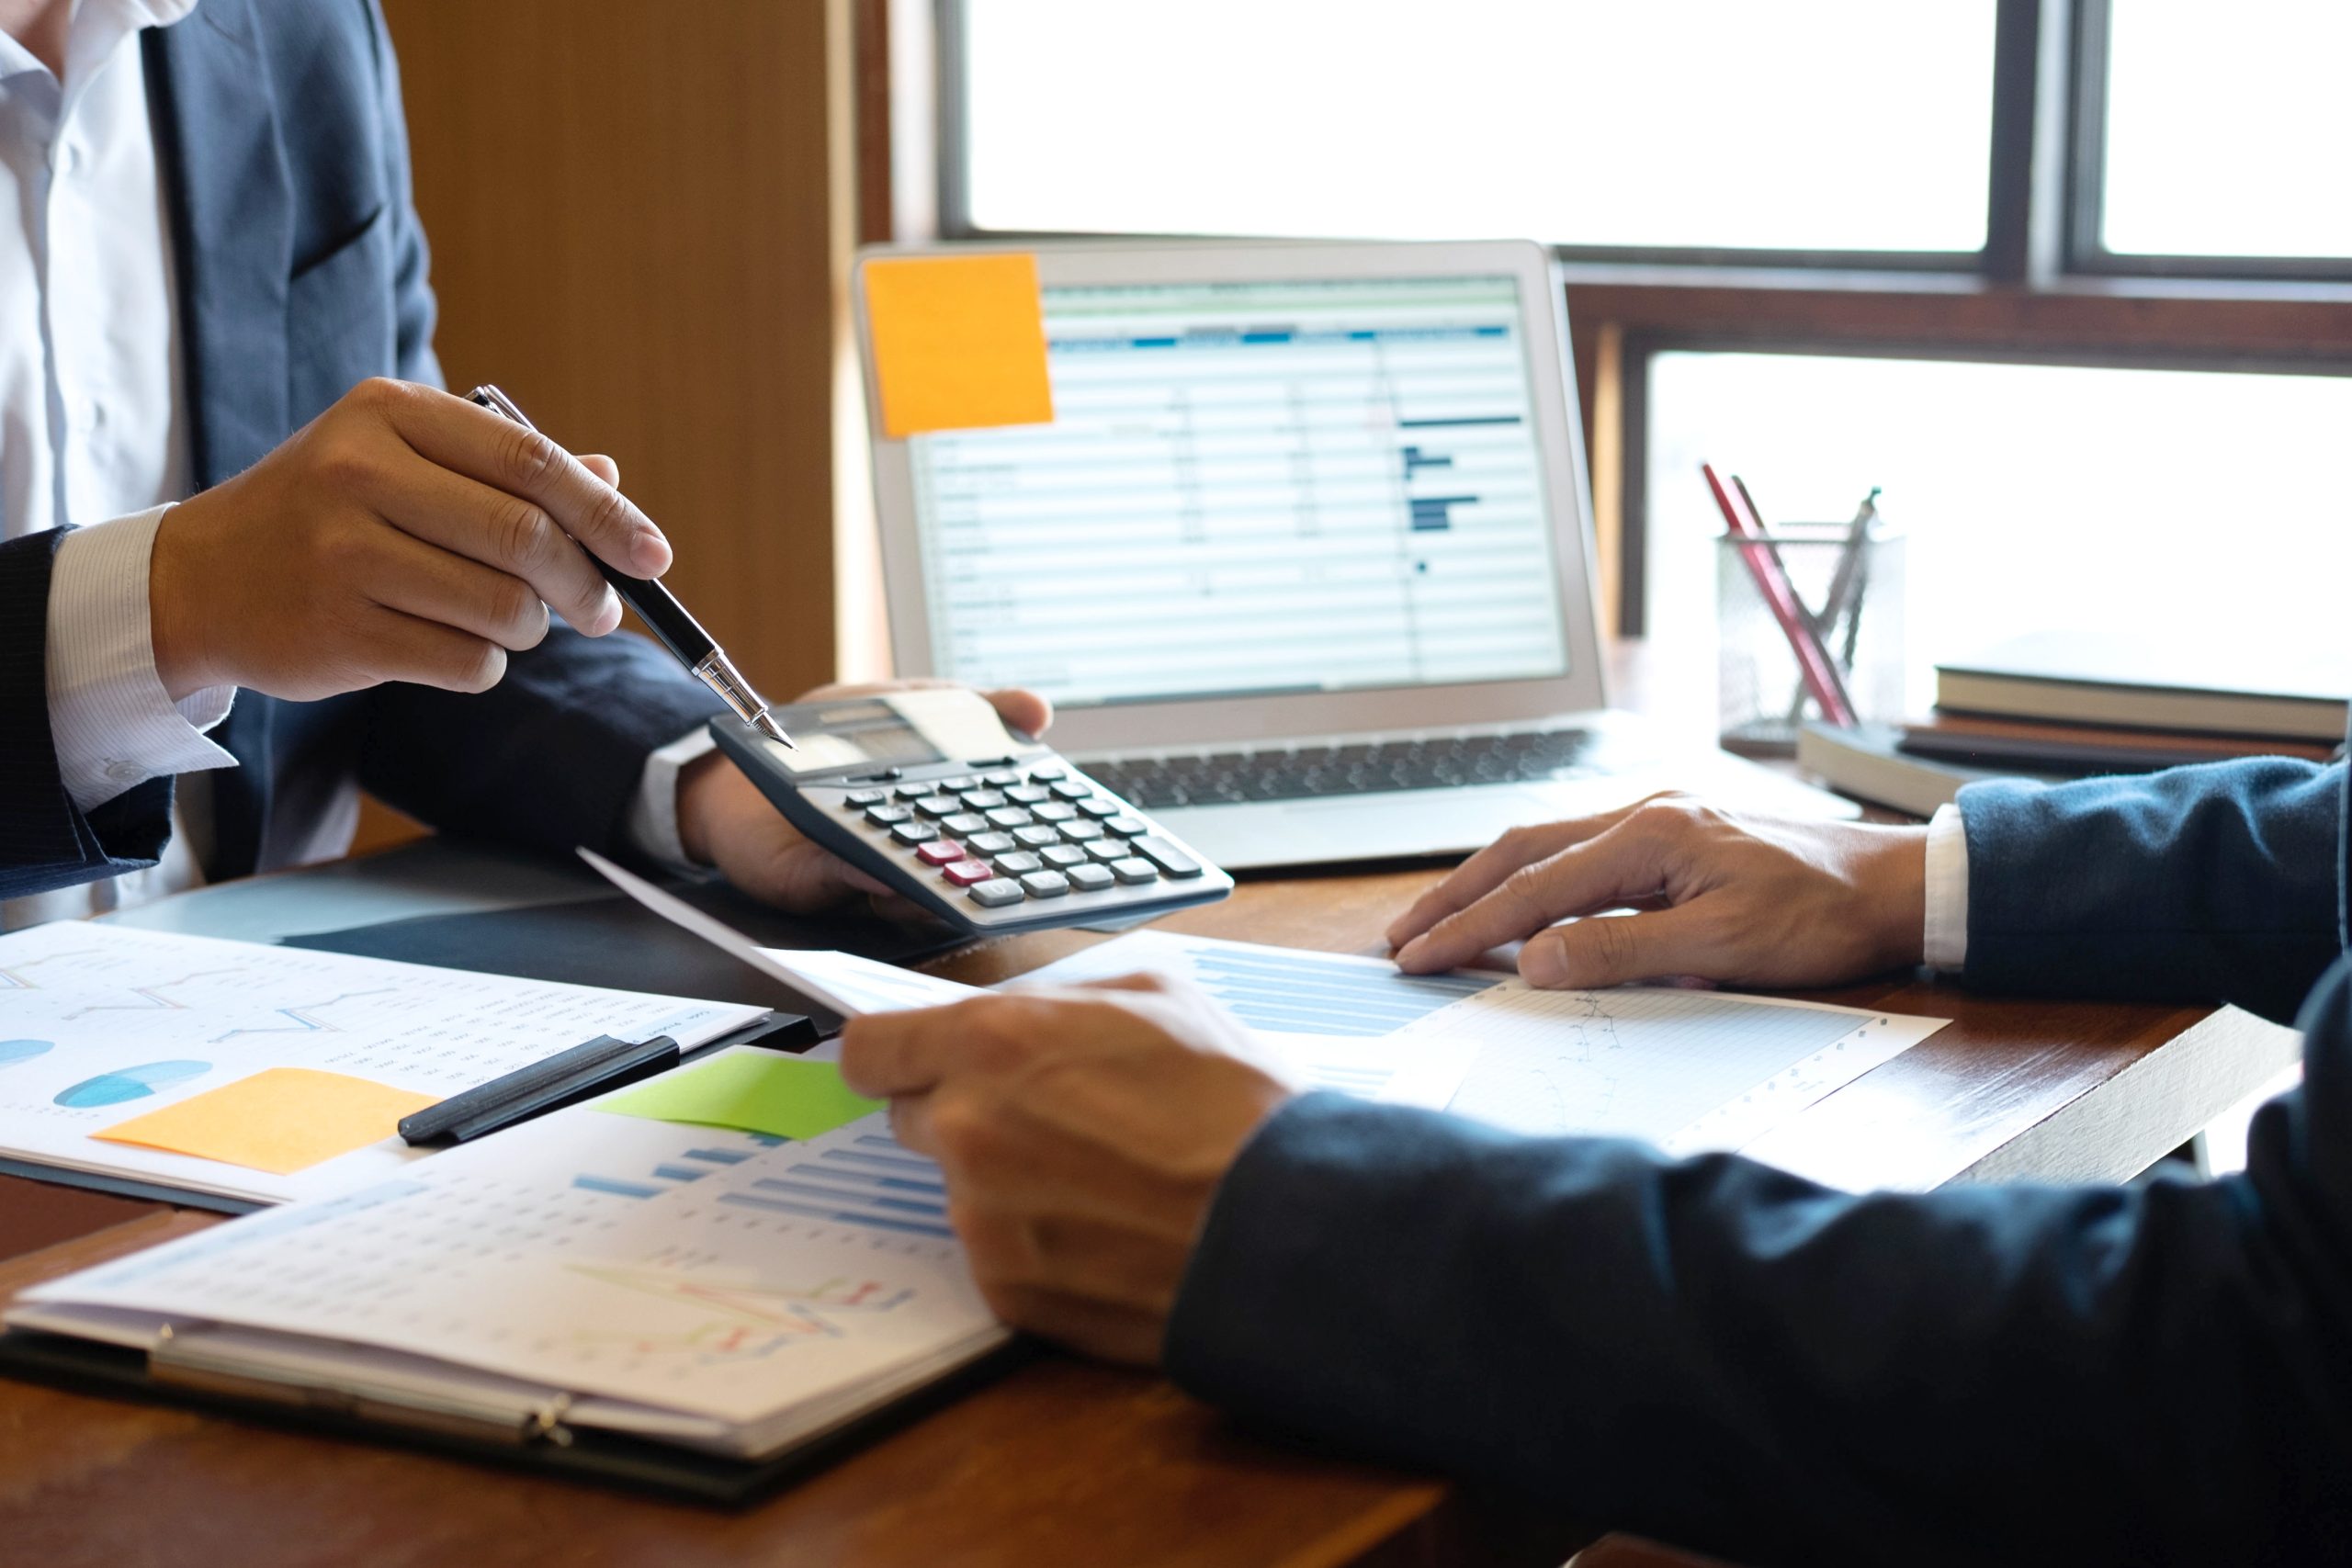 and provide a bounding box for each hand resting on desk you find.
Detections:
[1387,793,1929,991]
